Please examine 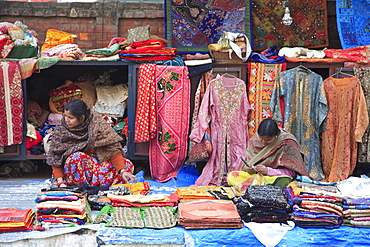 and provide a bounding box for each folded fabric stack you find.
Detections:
[286,181,343,229]
[235,185,291,224]
[176,186,238,202]
[178,199,243,229]
[0,208,35,233]
[105,205,177,229]
[111,182,151,196]
[107,193,178,208]
[34,190,91,228]
[342,198,370,227]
